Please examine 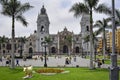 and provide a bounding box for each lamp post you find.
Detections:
[109,0,119,80]
[41,41,47,67]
